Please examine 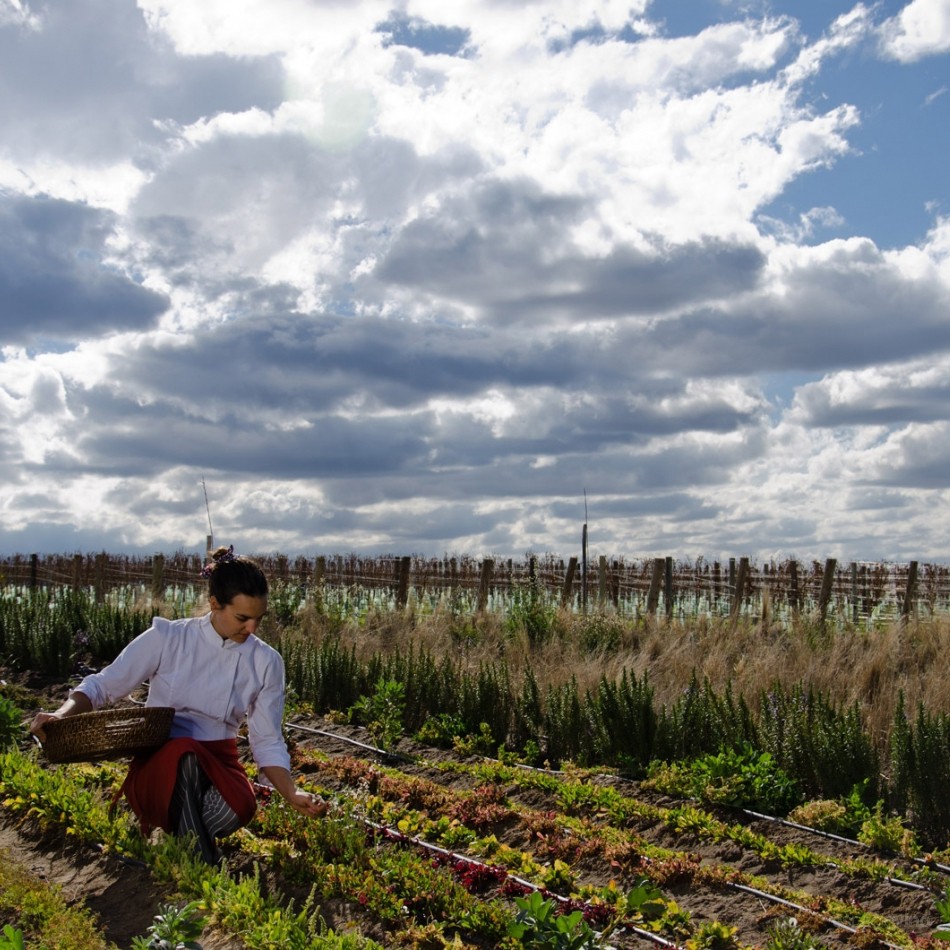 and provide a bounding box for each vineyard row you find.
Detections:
[1,551,946,623]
